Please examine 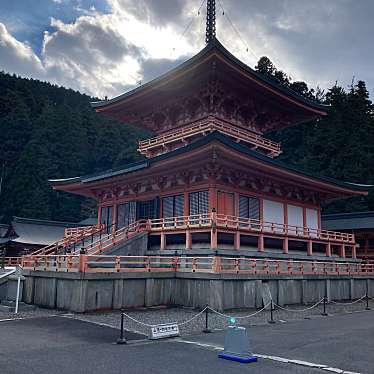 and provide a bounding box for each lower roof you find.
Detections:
[322,211,374,231]
[2,217,92,246]
[50,132,370,197]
